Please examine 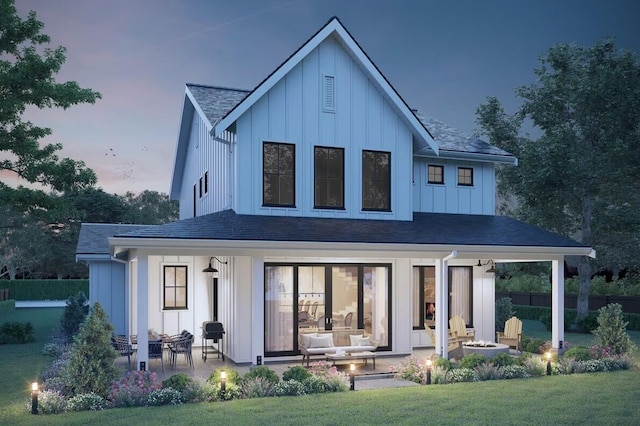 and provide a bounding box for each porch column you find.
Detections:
[136,253,149,370]
[435,258,449,359]
[251,256,264,366]
[551,257,565,351]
